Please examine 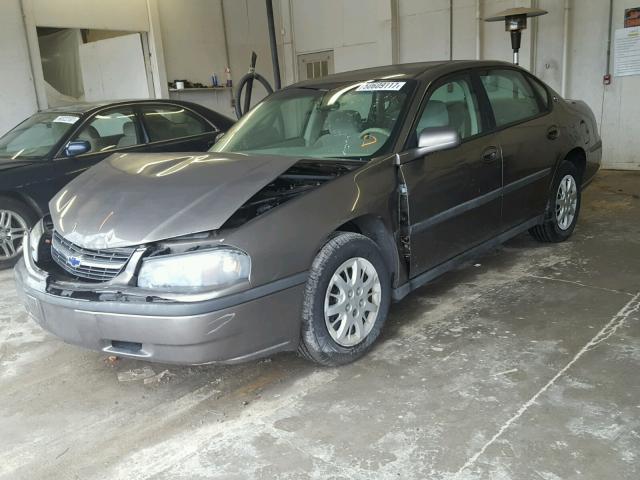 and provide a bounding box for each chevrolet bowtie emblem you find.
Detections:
[67,256,82,268]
